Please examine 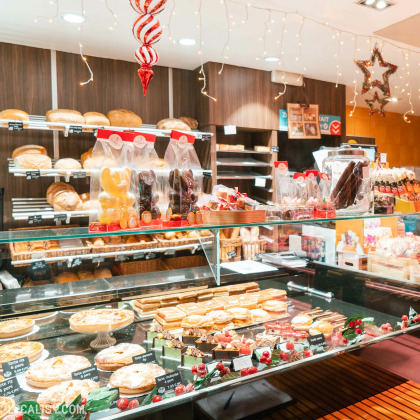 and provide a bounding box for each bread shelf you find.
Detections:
[12,198,95,222]
[217,172,272,180]
[216,157,271,167]
[217,149,272,154]
[0,115,213,140]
